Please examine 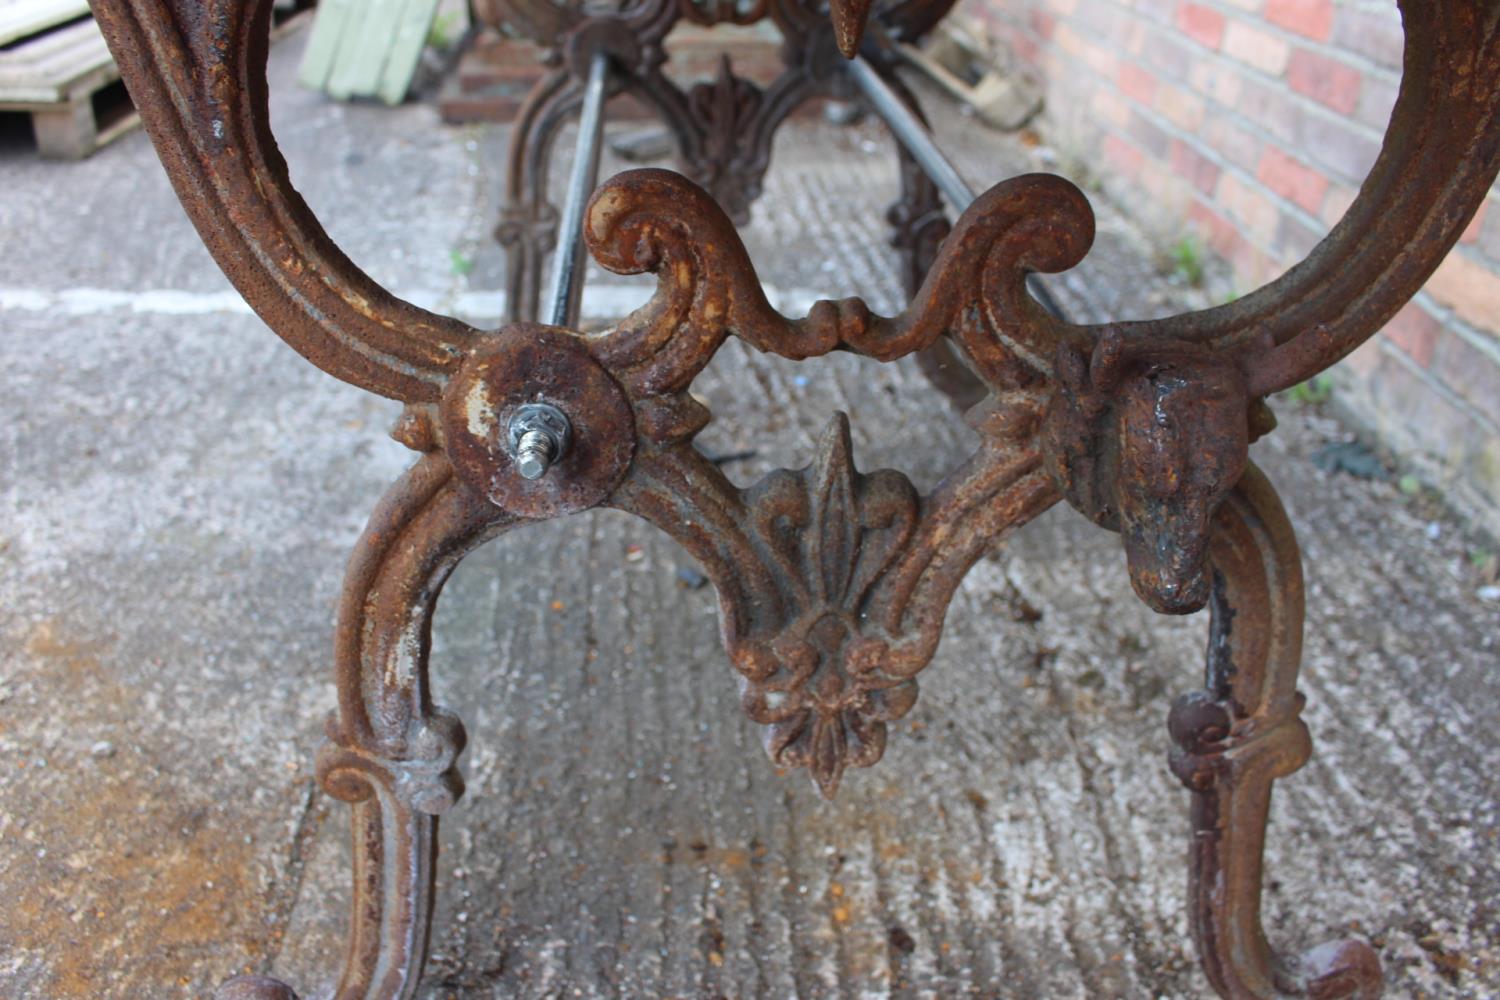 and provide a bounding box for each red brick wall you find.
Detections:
[975,0,1500,536]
